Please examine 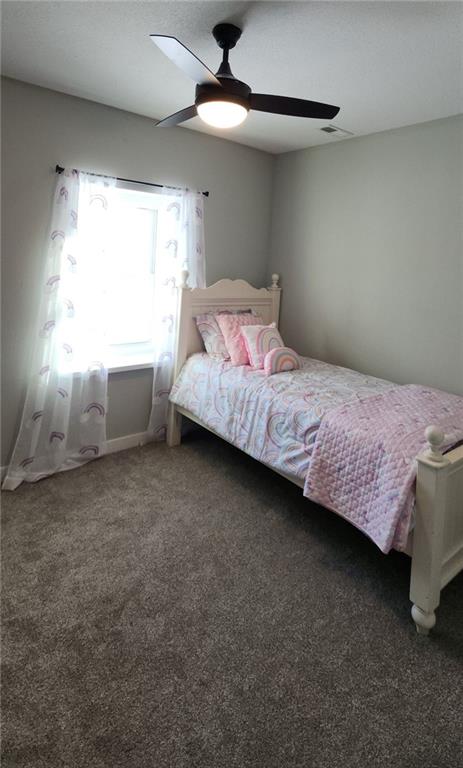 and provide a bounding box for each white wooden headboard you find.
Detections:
[172,271,281,379]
